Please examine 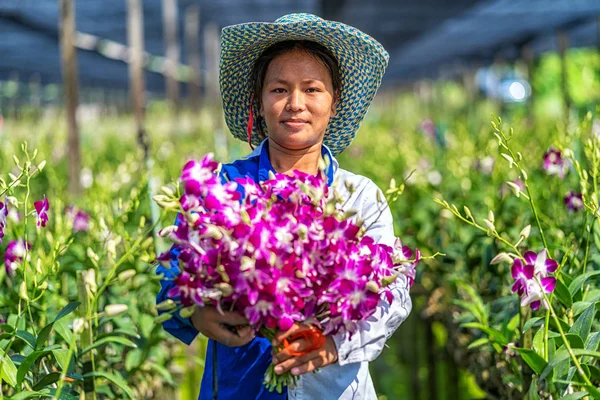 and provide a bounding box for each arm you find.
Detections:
[332,181,412,365]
